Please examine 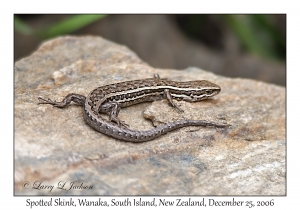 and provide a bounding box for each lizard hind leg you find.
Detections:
[38,93,86,108]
